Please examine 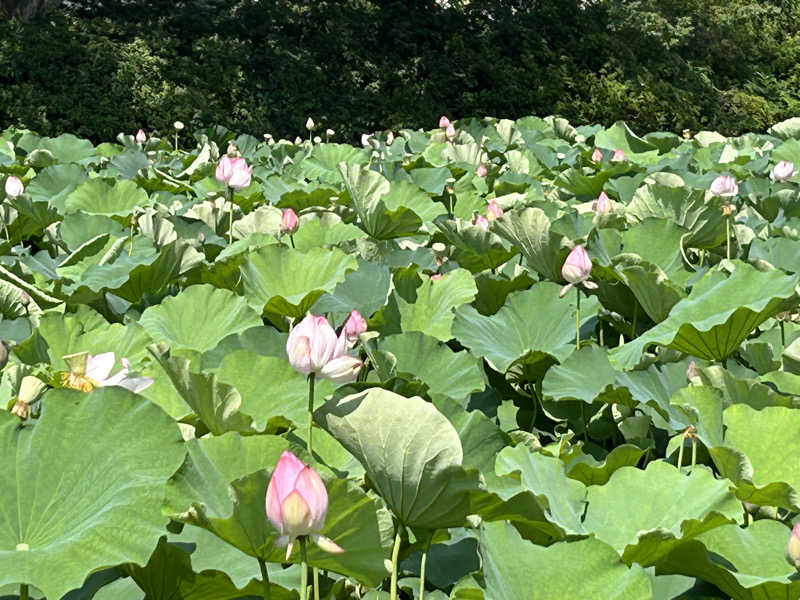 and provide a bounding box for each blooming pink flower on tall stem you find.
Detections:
[591,148,603,162]
[593,191,611,213]
[439,115,451,128]
[771,161,798,183]
[709,174,738,197]
[486,199,503,221]
[4,176,23,198]
[215,155,252,190]
[266,450,344,560]
[281,208,299,235]
[286,314,363,383]
[611,149,626,162]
